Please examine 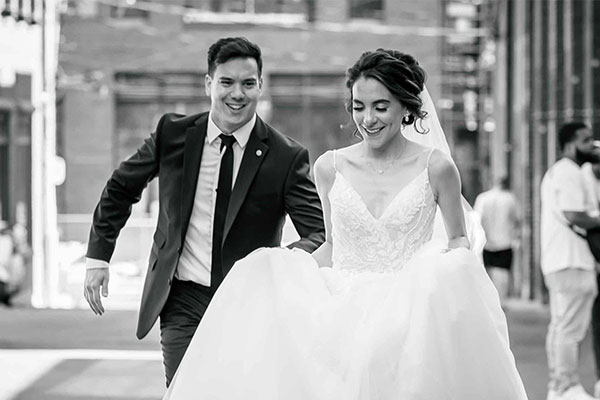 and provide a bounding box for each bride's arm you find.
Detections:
[428,149,470,250]
[311,151,336,267]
